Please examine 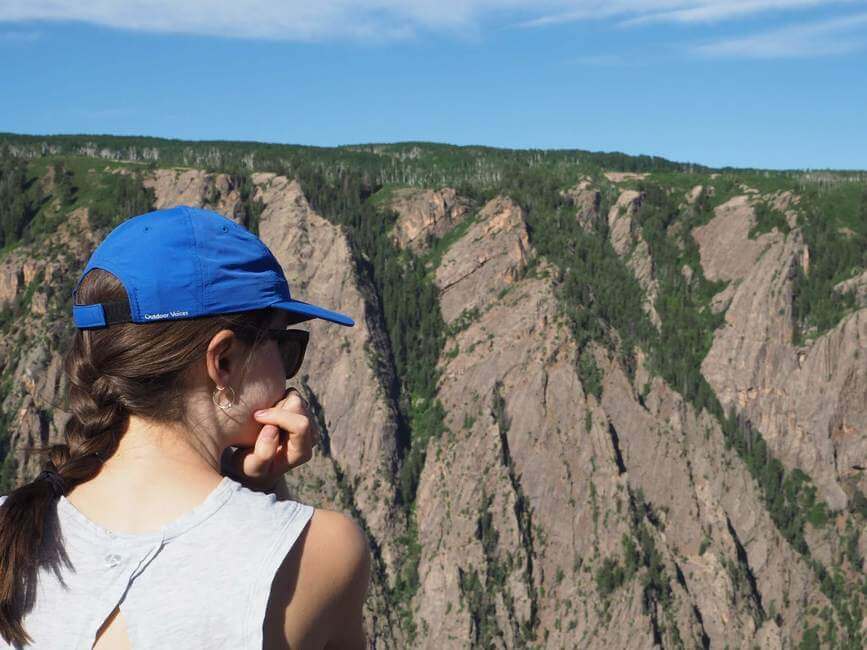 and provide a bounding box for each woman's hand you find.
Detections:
[220,387,319,493]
